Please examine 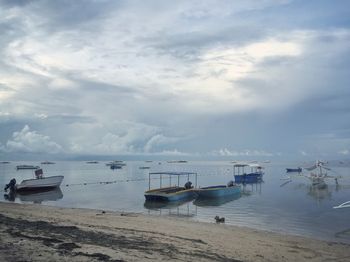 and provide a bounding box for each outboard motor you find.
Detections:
[184,181,192,189]
[4,178,16,192]
[227,180,234,187]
